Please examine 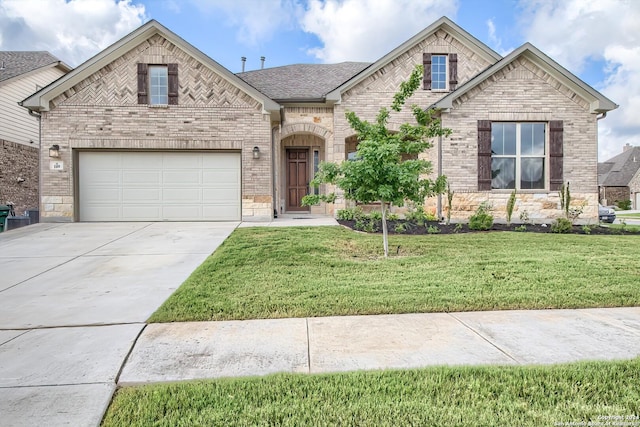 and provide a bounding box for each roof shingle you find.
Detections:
[0,51,63,83]
[237,62,371,101]
[598,146,640,187]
